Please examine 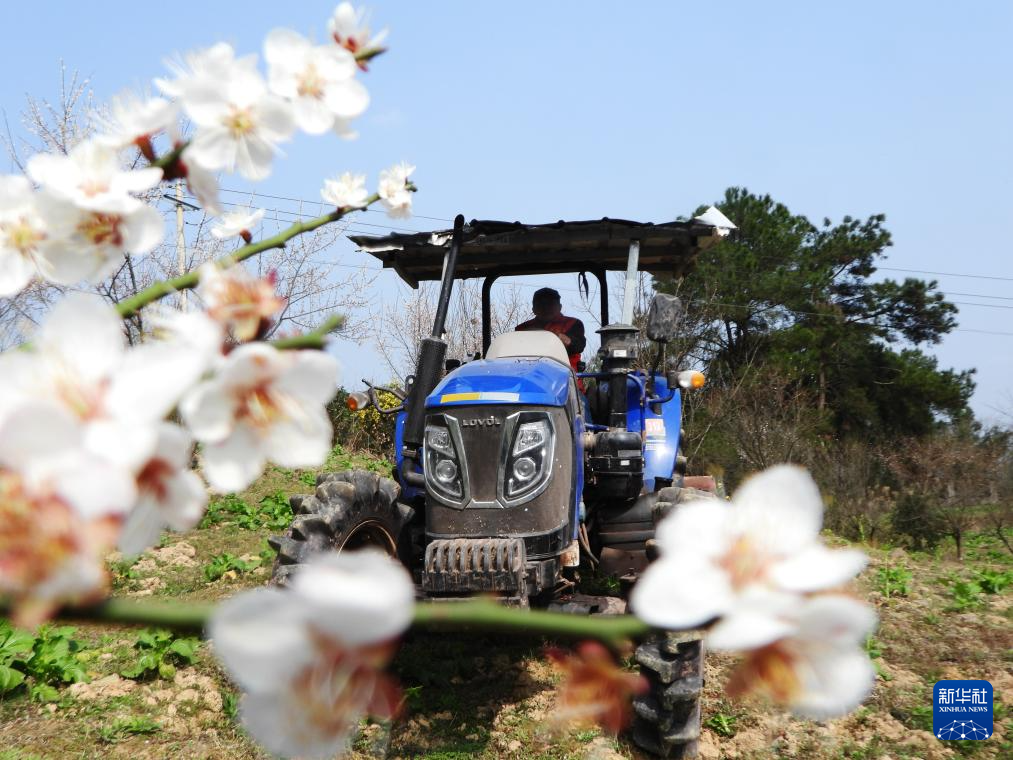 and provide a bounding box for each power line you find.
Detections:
[879,266,1013,283]
[217,186,454,223]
